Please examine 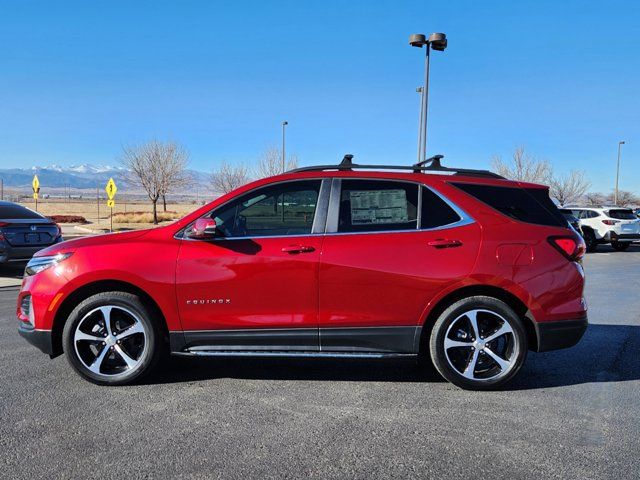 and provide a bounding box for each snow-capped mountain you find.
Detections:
[0,164,208,191]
